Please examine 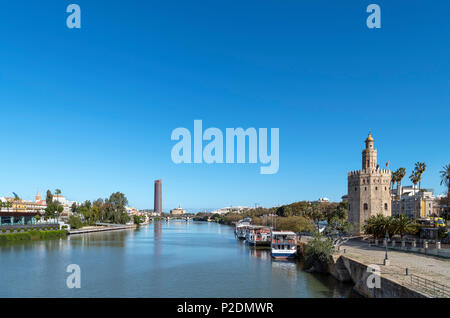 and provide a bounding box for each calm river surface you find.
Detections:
[0,221,358,297]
